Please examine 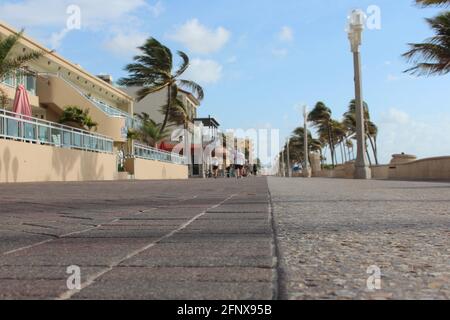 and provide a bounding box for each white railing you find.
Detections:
[0,108,114,154]
[133,143,187,165]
